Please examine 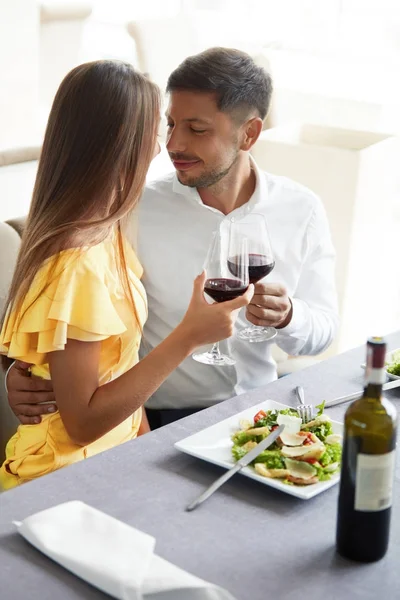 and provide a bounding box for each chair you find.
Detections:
[251,123,400,354]
[126,16,203,91]
[0,146,40,223]
[0,221,23,464]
